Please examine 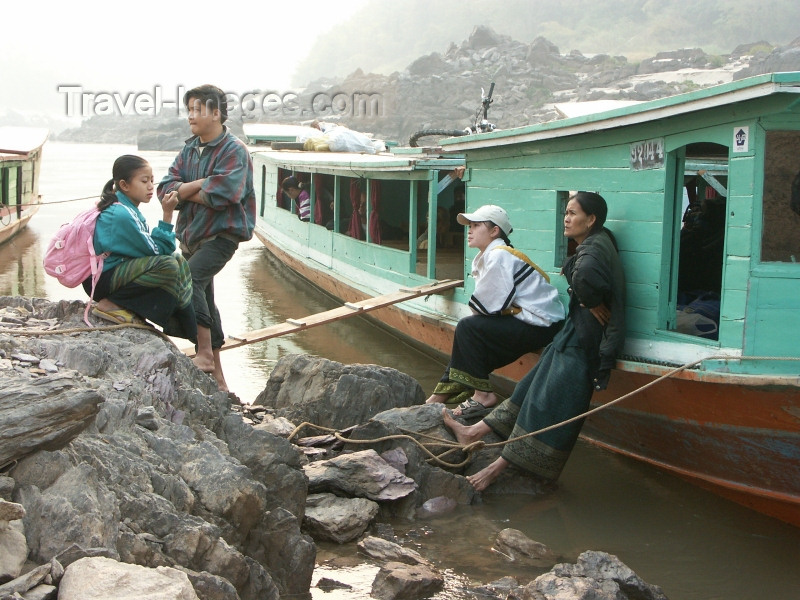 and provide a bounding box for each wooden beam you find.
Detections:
[180,279,463,356]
